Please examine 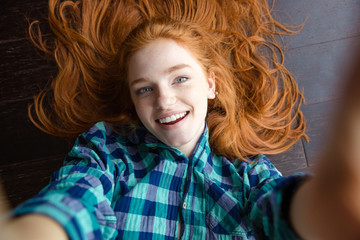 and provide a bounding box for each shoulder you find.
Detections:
[232,154,283,187]
[236,154,281,175]
[73,122,134,150]
[78,122,127,144]
[64,122,131,171]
